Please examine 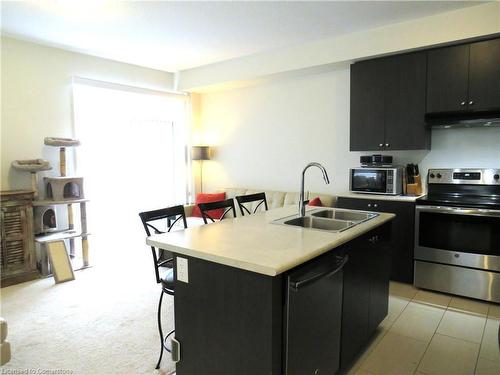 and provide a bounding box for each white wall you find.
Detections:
[181,2,500,92]
[197,68,500,195]
[1,37,175,190]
